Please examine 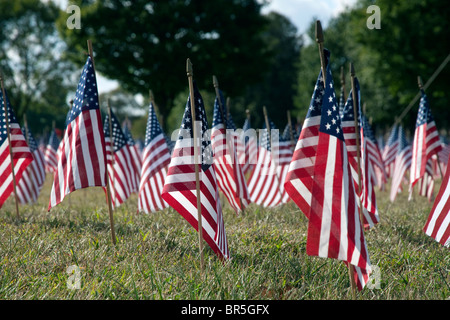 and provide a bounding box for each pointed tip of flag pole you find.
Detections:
[417,76,424,90]
[315,20,324,44]
[340,66,345,85]
[186,58,193,77]
[350,62,355,77]
[149,89,155,103]
[213,75,219,88]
